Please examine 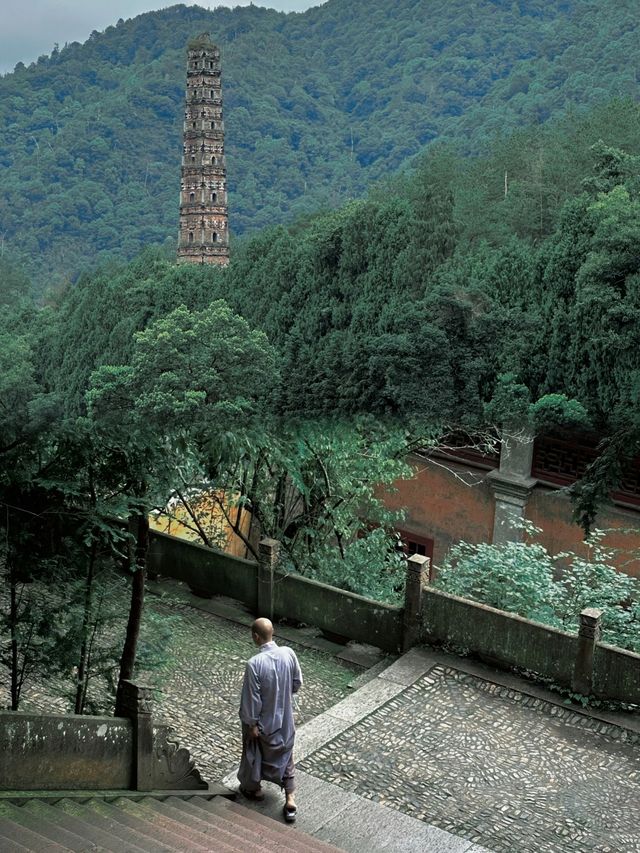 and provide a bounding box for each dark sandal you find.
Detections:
[283,805,297,823]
